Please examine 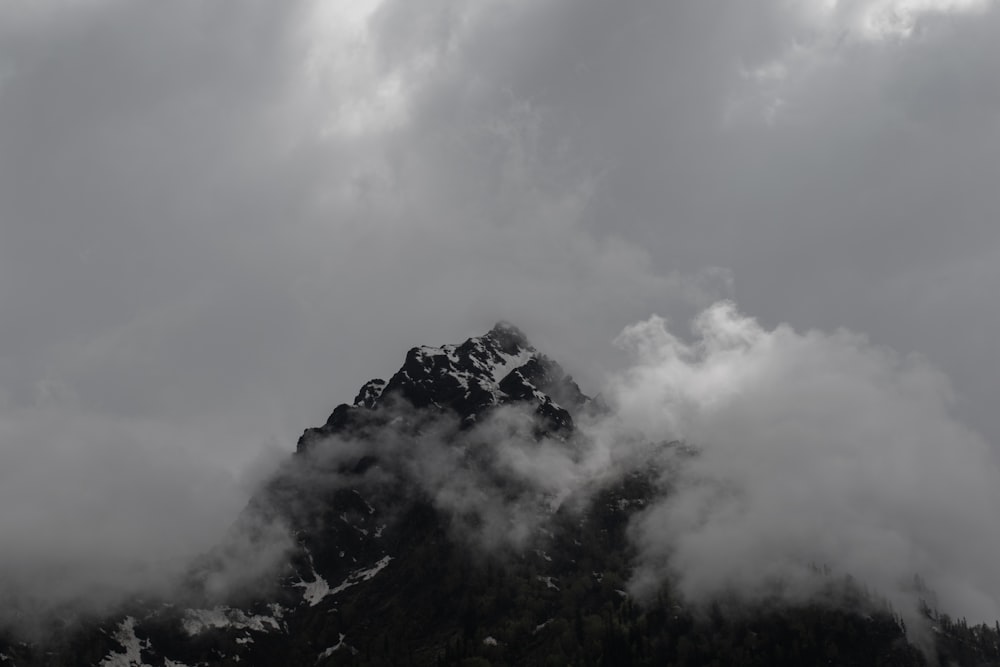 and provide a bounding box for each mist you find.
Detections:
[4,302,1000,635]
[283,399,608,553]
[0,406,291,629]
[610,303,1000,624]
[3,0,1000,644]
[268,303,1000,631]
